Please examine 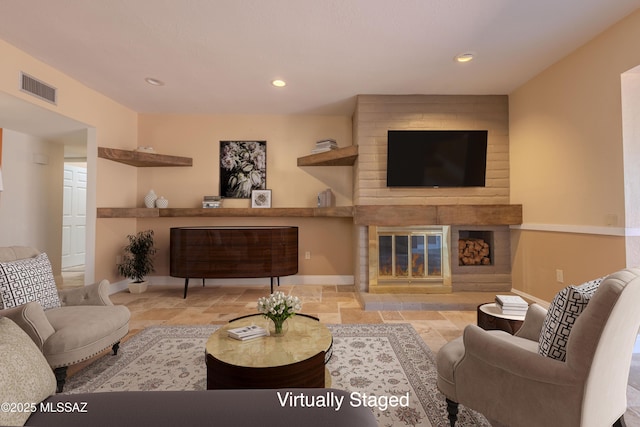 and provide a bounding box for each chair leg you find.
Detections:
[445,398,458,427]
[614,416,627,427]
[54,367,67,393]
[112,341,120,355]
